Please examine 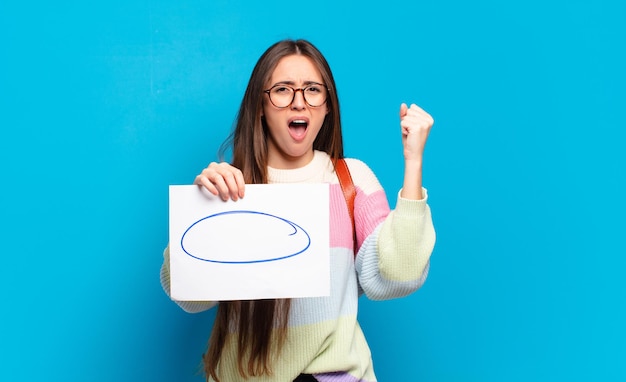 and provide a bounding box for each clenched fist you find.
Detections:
[400,103,434,162]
